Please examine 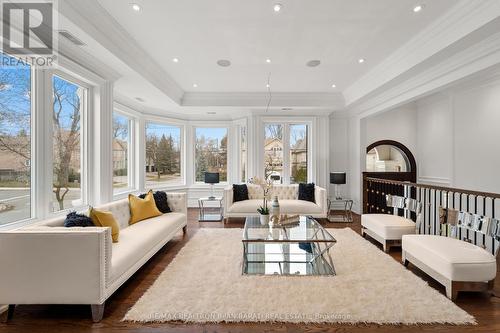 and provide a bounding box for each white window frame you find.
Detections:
[192,124,231,185]
[143,116,186,189]
[112,110,136,195]
[261,118,313,185]
[49,70,91,214]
